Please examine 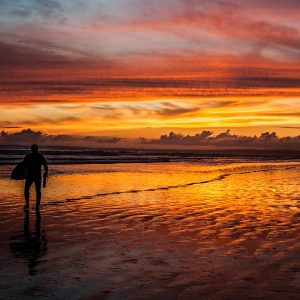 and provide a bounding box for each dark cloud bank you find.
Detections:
[0,129,121,148]
[2,128,300,150]
[143,130,300,149]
